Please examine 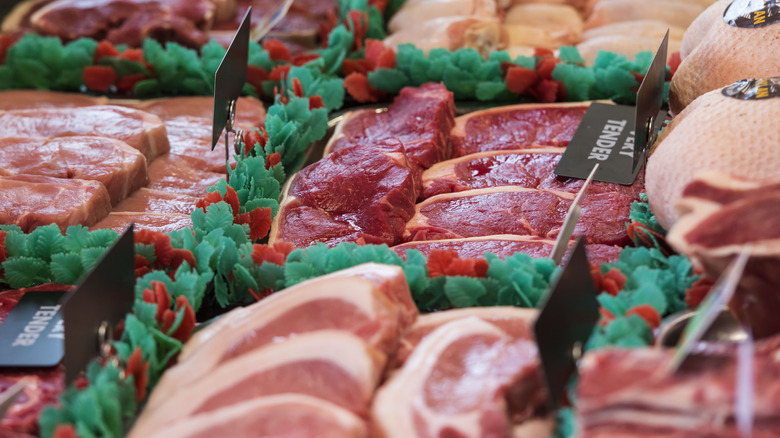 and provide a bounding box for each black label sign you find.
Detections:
[722,77,780,100]
[212,8,251,149]
[724,0,780,28]
[0,291,67,367]
[555,103,641,185]
[535,237,600,411]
